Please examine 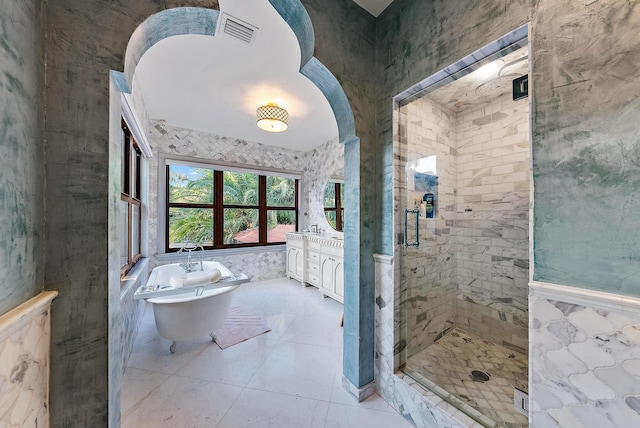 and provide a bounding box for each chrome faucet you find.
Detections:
[177,241,204,273]
[310,224,318,234]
